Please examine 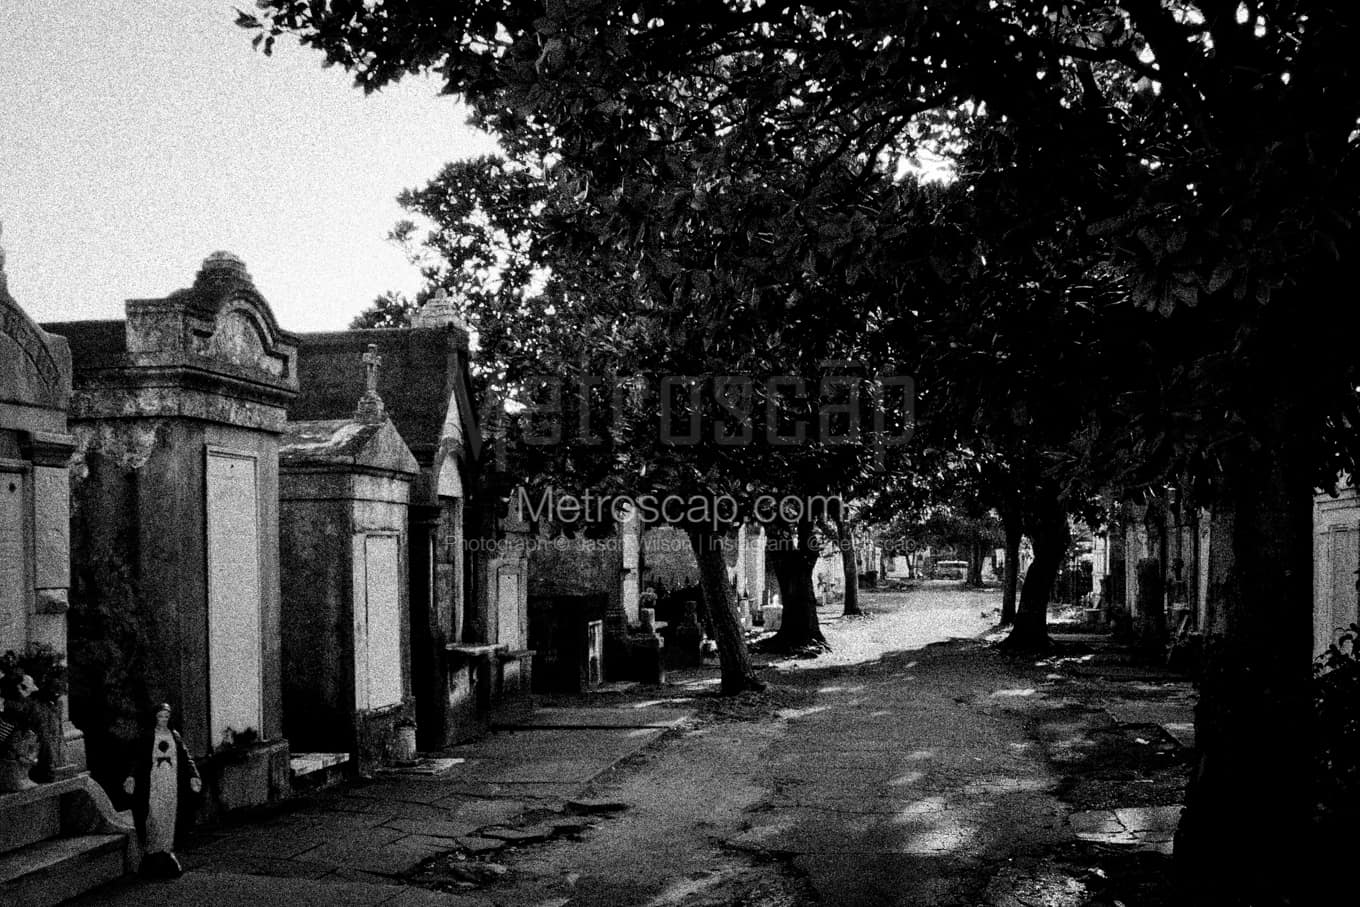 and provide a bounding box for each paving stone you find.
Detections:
[463,759,618,784]
[1067,810,1124,837]
[495,706,694,730]
[477,826,552,844]
[549,818,593,835]
[347,781,467,805]
[190,852,335,881]
[64,870,408,906]
[381,817,479,839]
[728,823,791,850]
[439,862,509,885]
[565,798,630,815]
[440,798,531,827]
[983,862,1088,907]
[398,834,464,851]
[456,836,509,855]
[329,796,405,816]
[296,838,443,875]
[1162,721,1197,749]
[319,867,405,887]
[381,888,496,906]
[1113,805,1182,833]
[1103,701,1196,727]
[190,823,335,859]
[288,804,398,828]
